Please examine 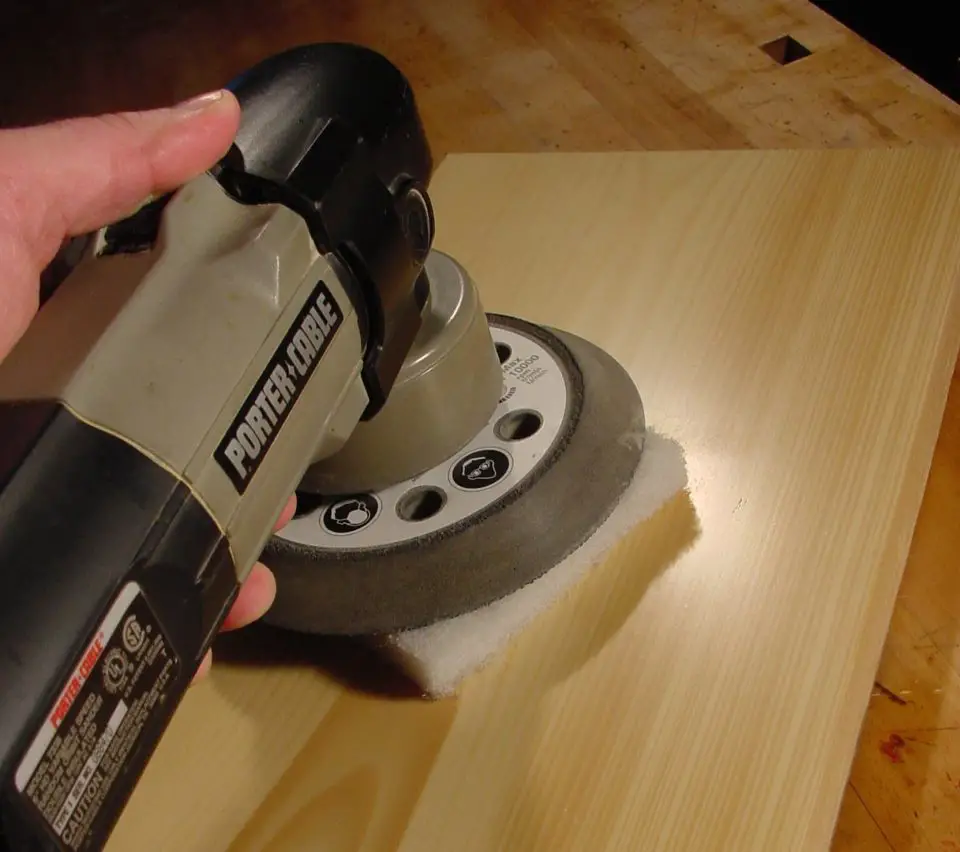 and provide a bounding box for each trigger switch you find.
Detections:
[98,194,172,256]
